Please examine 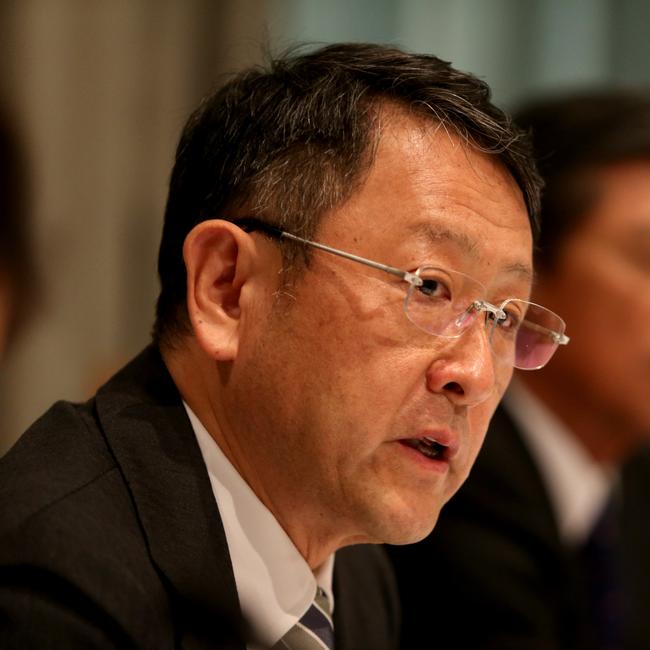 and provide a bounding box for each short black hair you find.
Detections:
[154,42,542,347]
[515,89,650,270]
